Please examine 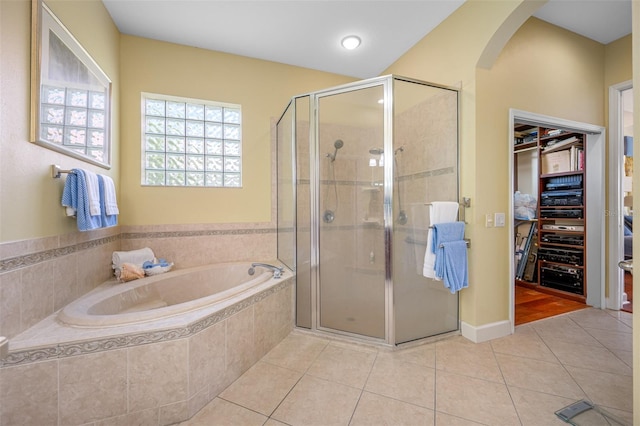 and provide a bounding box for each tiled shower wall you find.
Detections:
[0,223,277,340]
